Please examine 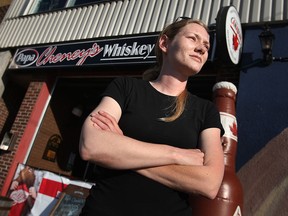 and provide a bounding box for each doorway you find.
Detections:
[26,77,113,181]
